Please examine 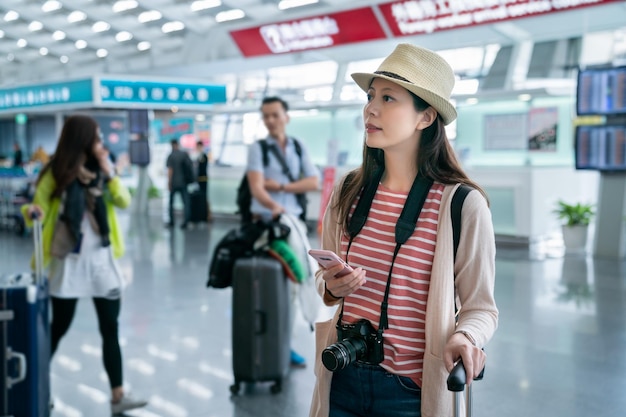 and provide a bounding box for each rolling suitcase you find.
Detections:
[189,189,208,223]
[0,217,50,417]
[229,255,290,395]
[447,361,484,417]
